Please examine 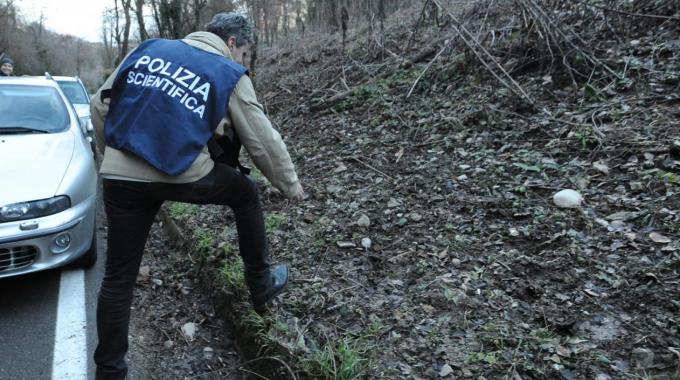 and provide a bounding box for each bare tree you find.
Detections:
[135,0,149,41]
